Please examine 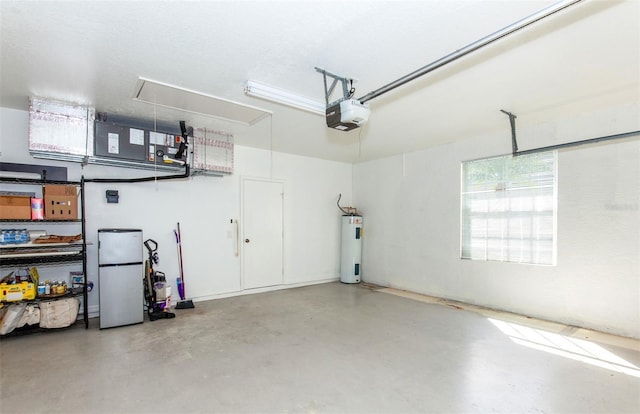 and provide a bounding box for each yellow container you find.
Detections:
[1,282,37,302]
